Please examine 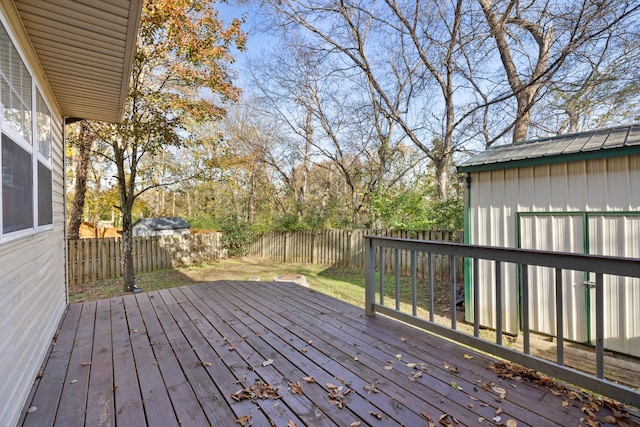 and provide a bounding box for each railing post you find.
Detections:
[364,237,376,317]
